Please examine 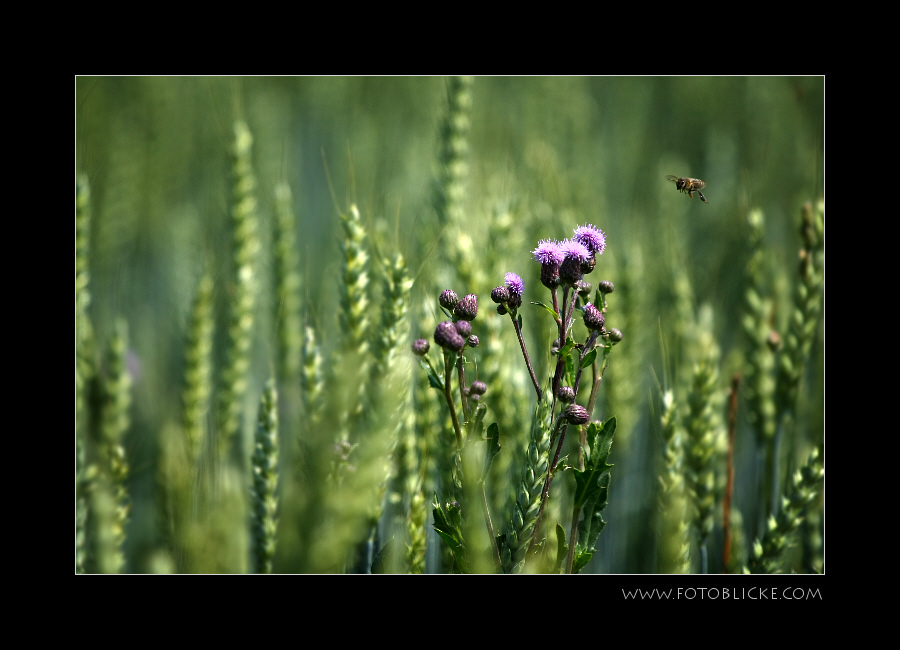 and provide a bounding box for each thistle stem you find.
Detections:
[565,504,582,574]
[443,349,464,450]
[481,481,502,569]
[456,352,470,420]
[509,311,542,401]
